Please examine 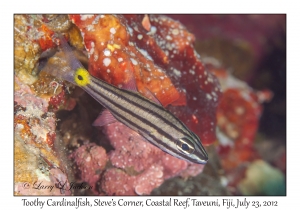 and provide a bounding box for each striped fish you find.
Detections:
[43,35,208,164]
